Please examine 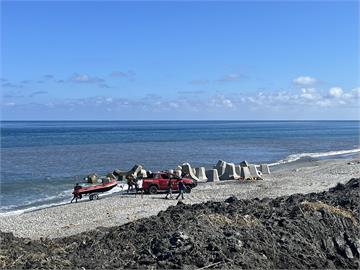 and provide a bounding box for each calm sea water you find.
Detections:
[1,121,359,214]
